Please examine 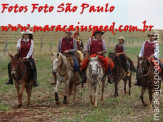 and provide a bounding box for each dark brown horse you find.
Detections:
[109,53,136,97]
[137,57,161,109]
[9,53,34,108]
